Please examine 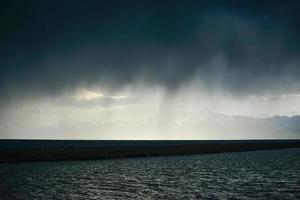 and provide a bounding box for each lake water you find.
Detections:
[0,149,299,199]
